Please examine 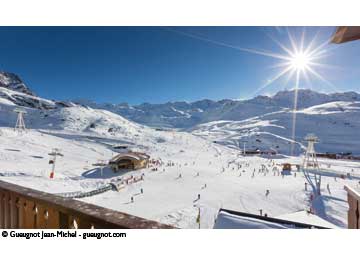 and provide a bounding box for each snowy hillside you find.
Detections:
[73,88,360,156]
[192,101,360,155]
[2,71,359,156]
[74,89,360,129]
